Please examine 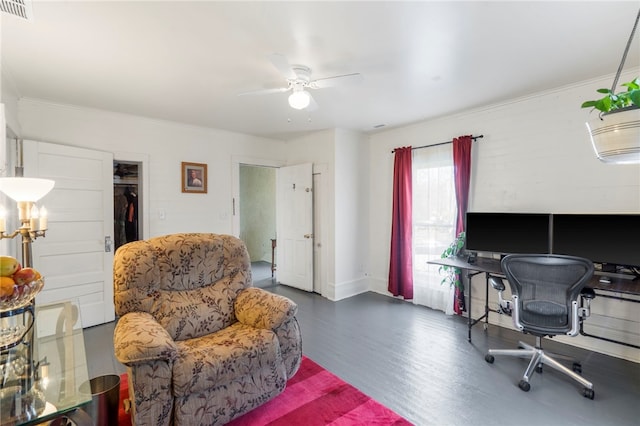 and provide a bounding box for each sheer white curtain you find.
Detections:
[412,145,457,314]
